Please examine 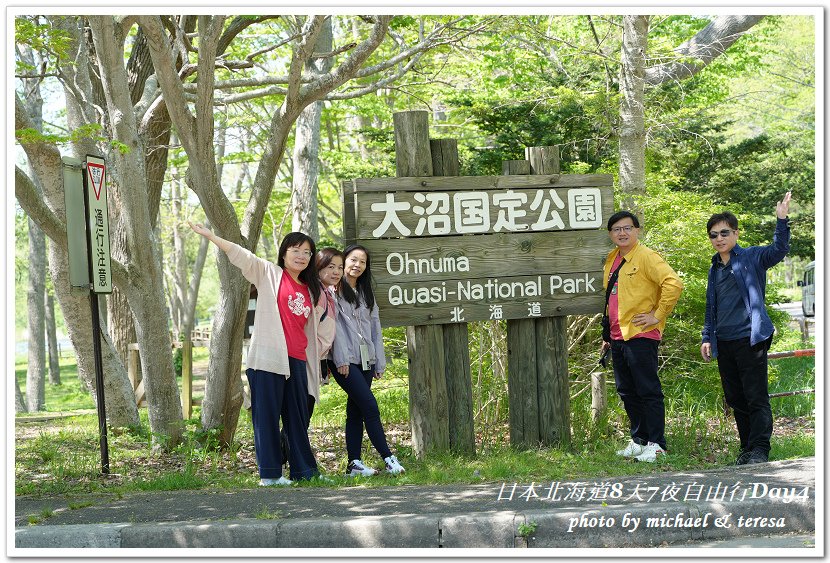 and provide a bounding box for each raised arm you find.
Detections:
[776,191,792,219]
[188,222,235,254]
